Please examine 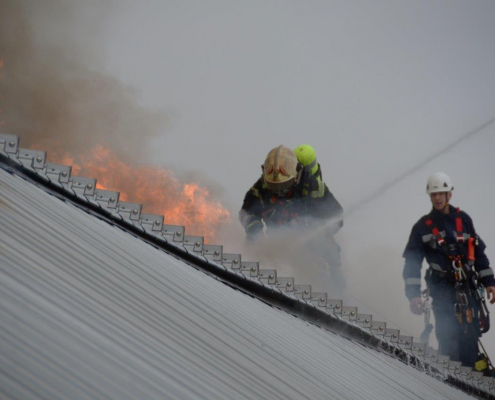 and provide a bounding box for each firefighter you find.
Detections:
[239,145,344,288]
[403,172,495,367]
